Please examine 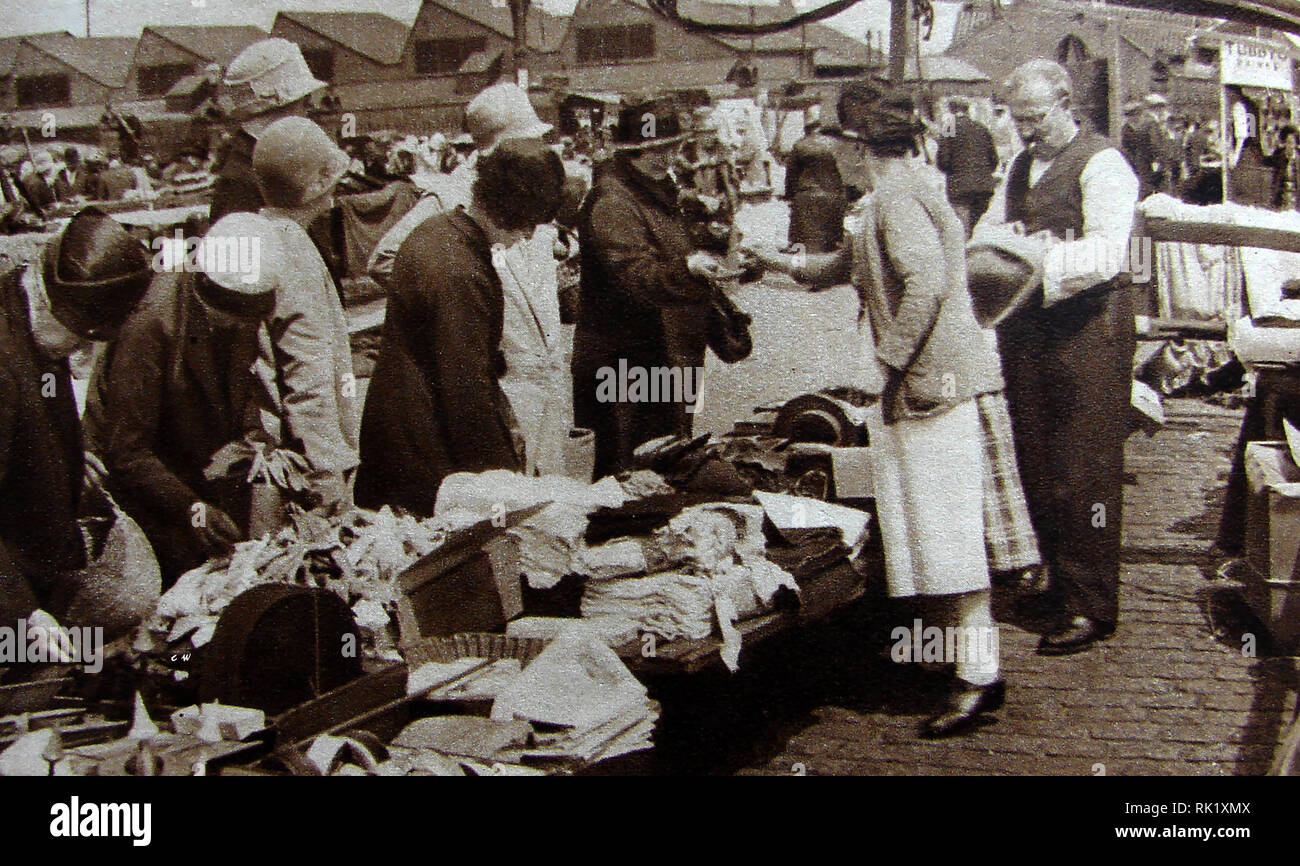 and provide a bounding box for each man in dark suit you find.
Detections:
[0,209,151,627]
[937,98,999,238]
